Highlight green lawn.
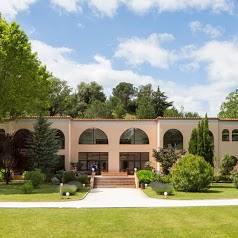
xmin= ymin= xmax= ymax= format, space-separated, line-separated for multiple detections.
xmin=0 ymin=207 xmax=238 ymax=238
xmin=0 ymin=183 xmax=90 ymax=202
xmin=143 ymin=183 xmax=238 ymax=200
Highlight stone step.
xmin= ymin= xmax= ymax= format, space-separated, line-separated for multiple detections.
xmin=101 ymin=172 xmax=128 ymax=176
xmin=94 ymin=177 xmax=135 ymax=188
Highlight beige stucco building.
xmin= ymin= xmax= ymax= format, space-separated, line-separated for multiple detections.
xmin=1 ymin=116 xmax=238 ymax=174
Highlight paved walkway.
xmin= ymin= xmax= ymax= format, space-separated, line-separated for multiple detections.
xmin=1 ymin=188 xmax=238 ymax=208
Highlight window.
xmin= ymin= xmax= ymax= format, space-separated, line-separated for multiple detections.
xmin=79 ymin=128 xmax=108 ymax=144
xmin=163 ymin=129 xmax=183 ymax=149
xmin=78 ymin=152 xmax=108 ymax=174
xmin=120 ymin=152 xmax=149 ymax=174
xmin=120 ymin=128 xmax=149 ymax=144
xmin=14 ymin=129 xmax=31 ymax=149
xmin=232 ymin=129 xmax=238 ymax=141
xmin=222 ymin=129 xmax=229 ymax=141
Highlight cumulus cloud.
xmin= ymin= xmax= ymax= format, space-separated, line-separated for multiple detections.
xmin=50 ymin=0 xmax=83 ymax=13
xmin=189 ymin=21 xmax=223 ymax=38
xmin=114 ymin=33 xmax=176 ymax=69
xmin=0 ymin=0 xmax=37 ymax=21
xmin=85 ymin=0 xmax=234 ymax=17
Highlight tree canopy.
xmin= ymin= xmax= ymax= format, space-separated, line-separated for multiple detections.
xmin=0 ymin=17 xmax=51 ymax=121
xmin=218 ymin=89 xmax=238 ymax=118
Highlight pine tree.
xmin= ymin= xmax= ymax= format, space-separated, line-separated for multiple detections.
xmin=26 ymin=116 xmax=60 ymax=175
xmin=188 ymin=128 xmax=197 ymax=154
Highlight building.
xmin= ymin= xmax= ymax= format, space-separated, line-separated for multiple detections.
xmin=0 ymin=116 xmax=238 ymax=174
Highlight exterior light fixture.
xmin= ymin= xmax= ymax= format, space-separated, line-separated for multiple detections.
xmin=164 ymin=191 xmax=168 ymax=198
xmin=66 ymin=192 xmax=70 ymax=198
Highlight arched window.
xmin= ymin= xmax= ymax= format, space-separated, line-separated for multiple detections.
xmin=0 ymin=129 xmax=5 ymax=134
xmin=222 ymin=129 xmax=229 ymax=141
xmin=14 ymin=129 xmax=31 ymax=149
xmin=120 ymin=128 xmax=149 ymax=144
xmin=232 ymin=129 xmax=238 ymax=141
xmin=79 ymin=128 xmax=108 ymax=144
xmin=163 ymin=129 xmax=183 ymax=149
xmin=55 ymin=129 xmax=65 ymax=149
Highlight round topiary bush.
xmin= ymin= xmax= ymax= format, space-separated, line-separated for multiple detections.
xmin=171 ymin=154 xmax=213 ymax=192
xmin=68 ymin=180 xmax=83 ymax=191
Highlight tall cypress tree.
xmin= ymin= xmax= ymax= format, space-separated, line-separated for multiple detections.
xmin=188 ymin=114 xmax=214 ymax=166
xmin=188 ymin=128 xmax=197 ymax=155
xmin=27 ymin=116 xmax=60 ymax=175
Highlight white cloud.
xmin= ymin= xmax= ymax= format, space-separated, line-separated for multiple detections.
xmin=31 ymin=39 xmax=161 ymax=95
xmin=88 ymin=0 xmax=120 ymax=17
xmin=157 ymin=0 xmax=234 ymax=14
xmin=189 ymin=21 xmax=223 ymax=38
xmin=114 ymin=33 xmax=176 ymax=69
xmin=84 ymin=0 xmax=234 ymax=18
xmin=0 ymin=0 xmax=37 ymax=21
xmin=31 ymin=39 xmax=238 ymax=117
xmin=50 ymin=0 xmax=83 ymax=13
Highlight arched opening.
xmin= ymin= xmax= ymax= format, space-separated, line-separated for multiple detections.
xmin=232 ymin=129 xmax=238 ymax=141
xmin=14 ymin=129 xmax=31 ymax=172
xmin=0 ymin=129 xmax=5 ymax=134
xmin=79 ymin=128 xmax=108 ymax=144
xmin=55 ymin=129 xmax=65 ymax=149
xmin=222 ymin=129 xmax=229 ymax=141
xmin=120 ymin=128 xmax=149 ymax=144
xmin=163 ymin=129 xmax=183 ymax=149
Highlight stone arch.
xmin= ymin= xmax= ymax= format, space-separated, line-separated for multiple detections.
xmin=79 ymin=128 xmax=108 ymax=144
xmin=120 ymin=128 xmax=149 ymax=144
xmin=163 ymin=129 xmax=183 ymax=149
xmin=55 ymin=129 xmax=65 ymax=149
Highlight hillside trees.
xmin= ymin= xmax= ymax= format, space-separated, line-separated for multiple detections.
xmin=218 ymin=89 xmax=238 ymax=118
xmin=0 ymin=17 xmax=51 ymax=121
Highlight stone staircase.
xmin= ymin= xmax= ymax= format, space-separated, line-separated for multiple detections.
xmin=93 ymin=173 xmax=136 ymax=188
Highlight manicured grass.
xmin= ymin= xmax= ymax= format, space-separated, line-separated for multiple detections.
xmin=143 ymin=183 xmax=238 ymax=200
xmin=0 ymin=183 xmax=90 ymax=202
xmin=0 ymin=207 xmax=238 ymax=237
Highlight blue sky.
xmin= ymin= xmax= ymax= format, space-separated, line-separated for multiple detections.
xmin=1 ymin=0 xmax=238 ymax=117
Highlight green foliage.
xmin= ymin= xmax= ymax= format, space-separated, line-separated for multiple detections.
xmin=136 ymin=170 xmax=156 ymax=183
xmin=150 ymin=182 xmax=174 ymax=195
xmin=62 ymin=172 xmax=76 ymax=183
xmin=188 ymin=128 xmax=197 ymax=155
xmin=171 ymin=154 xmax=213 ymax=192
xmin=219 ymin=154 xmax=237 ymax=181
xmin=0 ymin=17 xmax=51 ymax=120
xmin=68 ymin=180 xmax=83 ymax=191
xmin=84 ymin=100 xmax=113 ymax=118
xmin=61 ymin=184 xmax=77 ymax=195
xmin=230 ymin=163 xmax=238 ymax=189
xmin=136 ymin=96 xmax=156 ymax=119
xmin=77 ymin=174 xmax=90 ymax=185
xmin=164 ymin=106 xmax=182 ymax=117
xmin=153 ymin=147 xmax=186 ymax=175
xmin=26 ymin=116 xmax=60 ymax=175
xmin=21 ymin=181 xmax=34 ymax=194
xmin=218 ymin=89 xmax=238 ymax=118
xmin=23 ymin=169 xmax=45 ymax=189
xmin=47 ymin=77 xmax=72 ymax=116
xmin=188 ymin=114 xmax=214 ymax=166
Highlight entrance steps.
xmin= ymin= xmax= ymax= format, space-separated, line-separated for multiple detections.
xmin=93 ymin=176 xmax=136 ymax=188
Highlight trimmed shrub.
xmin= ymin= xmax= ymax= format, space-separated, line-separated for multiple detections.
xmin=77 ymin=174 xmax=90 ymax=185
xmin=150 ymin=181 xmax=174 ymax=195
xmin=171 ymin=154 xmax=213 ymax=192
xmin=136 ymin=170 xmax=156 ymax=183
xmin=62 ymin=172 xmax=75 ymax=183
xmin=21 ymin=181 xmax=34 ymax=194
xmin=23 ymin=169 xmax=45 ymax=189
xmin=219 ymin=154 xmax=237 ymax=182
xmin=155 ymin=173 xmax=172 ymax=183
xmin=231 ymin=163 xmax=238 ymax=189
xmin=68 ymin=180 xmax=82 ymax=191
xmin=61 ymin=184 xmax=77 ymax=195
xmin=51 ymin=177 xmax=60 ymax=185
